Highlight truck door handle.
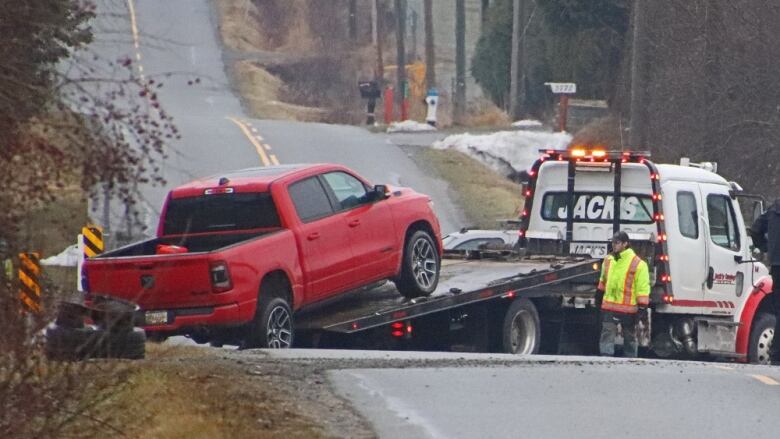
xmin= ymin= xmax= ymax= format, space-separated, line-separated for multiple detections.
xmin=706 ymin=266 xmax=715 ymax=289
xmin=348 ymin=219 xmax=361 ymax=228
xmin=307 ymin=232 xmax=320 ymax=241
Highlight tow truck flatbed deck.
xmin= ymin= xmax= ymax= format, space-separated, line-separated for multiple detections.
xmin=295 ymin=255 xmax=600 ymax=334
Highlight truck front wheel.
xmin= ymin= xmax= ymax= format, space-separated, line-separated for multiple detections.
xmin=748 ymin=312 xmax=775 ymax=364
xmin=244 ymin=296 xmax=294 ymax=349
xmin=395 ymin=230 xmax=440 ymax=299
xmin=501 ymin=298 xmax=540 ymax=355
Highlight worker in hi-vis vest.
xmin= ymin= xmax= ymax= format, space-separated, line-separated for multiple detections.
xmin=597 ymin=231 xmax=650 ymax=358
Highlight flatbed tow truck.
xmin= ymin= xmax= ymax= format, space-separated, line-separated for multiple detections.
xmin=293 ymin=149 xmax=776 ymax=363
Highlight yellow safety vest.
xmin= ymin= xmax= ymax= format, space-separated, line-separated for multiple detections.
xmin=598 ymin=248 xmax=650 ymax=314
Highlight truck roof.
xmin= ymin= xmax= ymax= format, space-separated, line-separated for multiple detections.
xmin=170 ymin=163 xmax=337 ymax=198
xmin=656 ymin=164 xmax=729 ymax=186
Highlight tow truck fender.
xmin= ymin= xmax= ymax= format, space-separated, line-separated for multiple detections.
xmin=735 ymin=275 xmax=773 ymax=359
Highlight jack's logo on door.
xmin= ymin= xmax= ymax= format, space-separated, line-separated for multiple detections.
xmin=713 ymin=273 xmax=736 ymax=285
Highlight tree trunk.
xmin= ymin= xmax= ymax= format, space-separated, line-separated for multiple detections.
xmin=454 ymin=0 xmax=466 ymax=124
xmin=423 ymin=0 xmax=436 ymax=89
xmin=395 ymin=0 xmax=407 ymax=116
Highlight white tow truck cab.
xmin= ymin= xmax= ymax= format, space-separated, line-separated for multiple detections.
xmin=518 ymin=149 xmax=774 ymax=362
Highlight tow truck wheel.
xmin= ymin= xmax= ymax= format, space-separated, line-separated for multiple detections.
xmin=501 ymin=298 xmax=540 ymax=355
xmin=244 ymin=296 xmax=294 ymax=349
xmin=396 ymin=230 xmax=440 ymax=299
xmin=749 ymin=312 xmax=775 ymax=364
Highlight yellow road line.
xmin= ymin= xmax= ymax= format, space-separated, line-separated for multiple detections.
xmin=126 ymin=0 xmax=145 ymax=81
xmin=750 ymin=374 xmax=780 ymax=386
xmin=270 ymin=154 xmax=279 ymax=165
xmin=226 ymin=117 xmax=272 ymax=166
xmin=262 ymin=143 xmax=272 ymax=151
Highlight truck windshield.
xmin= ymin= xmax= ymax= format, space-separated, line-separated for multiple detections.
xmin=541 ymin=192 xmax=653 ymax=224
xmin=162 ymin=192 xmax=281 ymax=235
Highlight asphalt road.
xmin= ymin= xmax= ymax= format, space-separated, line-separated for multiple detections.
xmin=266 ymin=350 xmax=780 ymax=439
xmin=85 ymin=0 xmax=464 ymax=243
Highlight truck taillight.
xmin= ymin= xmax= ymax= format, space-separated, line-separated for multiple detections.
xmin=210 ymin=261 xmax=232 ymax=293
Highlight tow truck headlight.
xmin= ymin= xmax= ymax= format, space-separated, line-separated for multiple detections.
xmin=210 ymin=261 xmax=232 ymax=293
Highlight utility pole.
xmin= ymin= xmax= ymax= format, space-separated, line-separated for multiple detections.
xmin=395 ymin=0 xmax=408 ymax=120
xmin=509 ymin=0 xmax=521 ymax=117
xmin=373 ymin=0 xmax=384 ymax=80
xmin=454 ymin=0 xmax=466 ymax=124
xmin=410 ymin=9 xmax=418 ymax=61
xmin=423 ymin=0 xmax=436 ymax=89
xmin=481 ymin=0 xmax=490 ymax=25
xmin=348 ymin=0 xmax=358 ymax=42
xmin=509 ymin=0 xmax=527 ymax=119
xmin=628 ymin=0 xmax=644 ymax=148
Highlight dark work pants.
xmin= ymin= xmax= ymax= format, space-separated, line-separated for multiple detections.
xmin=600 ymin=311 xmax=638 ymax=358
xmin=772 ymin=266 xmax=780 ymax=361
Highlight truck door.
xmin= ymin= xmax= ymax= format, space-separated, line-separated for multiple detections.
xmin=701 ymin=183 xmax=744 ymax=314
xmin=287 ymin=176 xmax=355 ymax=299
xmin=320 ymin=171 xmax=397 ymax=286
xmin=664 ymin=182 xmax=707 ymax=303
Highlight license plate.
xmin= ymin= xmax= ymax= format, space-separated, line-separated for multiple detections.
xmin=571 ymin=243 xmax=608 ymax=258
xmin=145 ymin=310 xmax=168 ymax=325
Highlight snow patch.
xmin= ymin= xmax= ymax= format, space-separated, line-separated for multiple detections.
xmin=433 ymin=130 xmax=572 ymax=178
xmin=41 ymin=244 xmax=80 ymax=267
xmin=387 ymin=120 xmax=437 ymax=133
xmin=511 ymin=119 xmax=543 ymax=128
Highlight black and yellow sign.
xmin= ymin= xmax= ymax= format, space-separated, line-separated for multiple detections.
xmin=82 ymin=225 xmax=104 ymax=258
xmin=19 ymin=252 xmax=41 ymax=314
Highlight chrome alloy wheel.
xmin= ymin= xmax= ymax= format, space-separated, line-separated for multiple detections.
xmin=266 ymin=306 xmax=292 ymax=348
xmin=755 ymin=326 xmax=774 ymax=364
xmin=510 ymin=309 xmax=538 ymax=354
xmin=412 ymin=237 xmax=437 ymax=289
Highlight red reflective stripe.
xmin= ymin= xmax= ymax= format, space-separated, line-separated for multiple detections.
xmin=602 ymin=257 xmax=612 ymax=281
xmin=637 ymin=296 xmax=650 ymax=306
xmin=622 ymin=256 xmax=641 ymax=305
xmin=601 ymin=301 xmax=638 ymax=314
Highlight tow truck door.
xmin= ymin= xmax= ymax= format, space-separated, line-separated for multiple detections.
xmin=664 ymin=181 xmax=707 ymax=302
xmin=700 ymin=183 xmax=744 ymax=315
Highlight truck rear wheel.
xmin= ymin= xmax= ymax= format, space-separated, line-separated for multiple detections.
xmin=501 ymin=298 xmax=540 ymax=355
xmin=749 ymin=312 xmax=775 ymax=364
xmin=244 ymin=295 xmax=294 ymax=349
xmin=395 ymin=230 xmax=440 ymax=299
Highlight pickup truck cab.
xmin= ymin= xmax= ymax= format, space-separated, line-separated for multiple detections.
xmin=83 ymin=163 xmax=442 ymax=348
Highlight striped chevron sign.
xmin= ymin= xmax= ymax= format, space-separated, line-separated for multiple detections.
xmin=19 ymin=252 xmax=41 ymax=314
xmin=82 ymin=225 xmax=104 ymax=258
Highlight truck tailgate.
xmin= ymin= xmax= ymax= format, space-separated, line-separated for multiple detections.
xmin=87 ymin=255 xmax=213 ymax=308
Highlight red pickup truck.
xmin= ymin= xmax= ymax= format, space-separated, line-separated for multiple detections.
xmin=83 ymin=163 xmax=442 ymax=348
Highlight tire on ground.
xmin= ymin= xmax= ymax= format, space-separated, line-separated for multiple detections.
xmin=243 ymin=279 xmax=294 ymax=349
xmin=395 ymin=229 xmax=440 ymax=299
xmin=748 ymin=312 xmax=775 ymax=364
xmin=101 ymin=328 xmax=146 ymax=360
xmin=501 ymin=298 xmax=541 ymax=355
xmin=45 ymin=326 xmax=102 ymax=361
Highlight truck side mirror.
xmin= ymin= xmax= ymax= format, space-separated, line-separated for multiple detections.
xmin=368 ymin=184 xmax=389 ymax=202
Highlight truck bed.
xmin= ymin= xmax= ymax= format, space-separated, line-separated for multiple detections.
xmin=296 ymin=255 xmax=599 ymax=333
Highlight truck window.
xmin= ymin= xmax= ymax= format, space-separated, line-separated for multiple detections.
xmin=322 ymin=171 xmax=370 ymax=210
xmin=676 ymin=192 xmax=699 ymax=239
xmin=163 ymin=193 xmax=280 ymax=235
xmin=706 ymin=194 xmax=740 ymax=251
xmin=541 ymin=192 xmax=653 ymax=224
xmin=289 ymin=176 xmax=335 ymax=222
